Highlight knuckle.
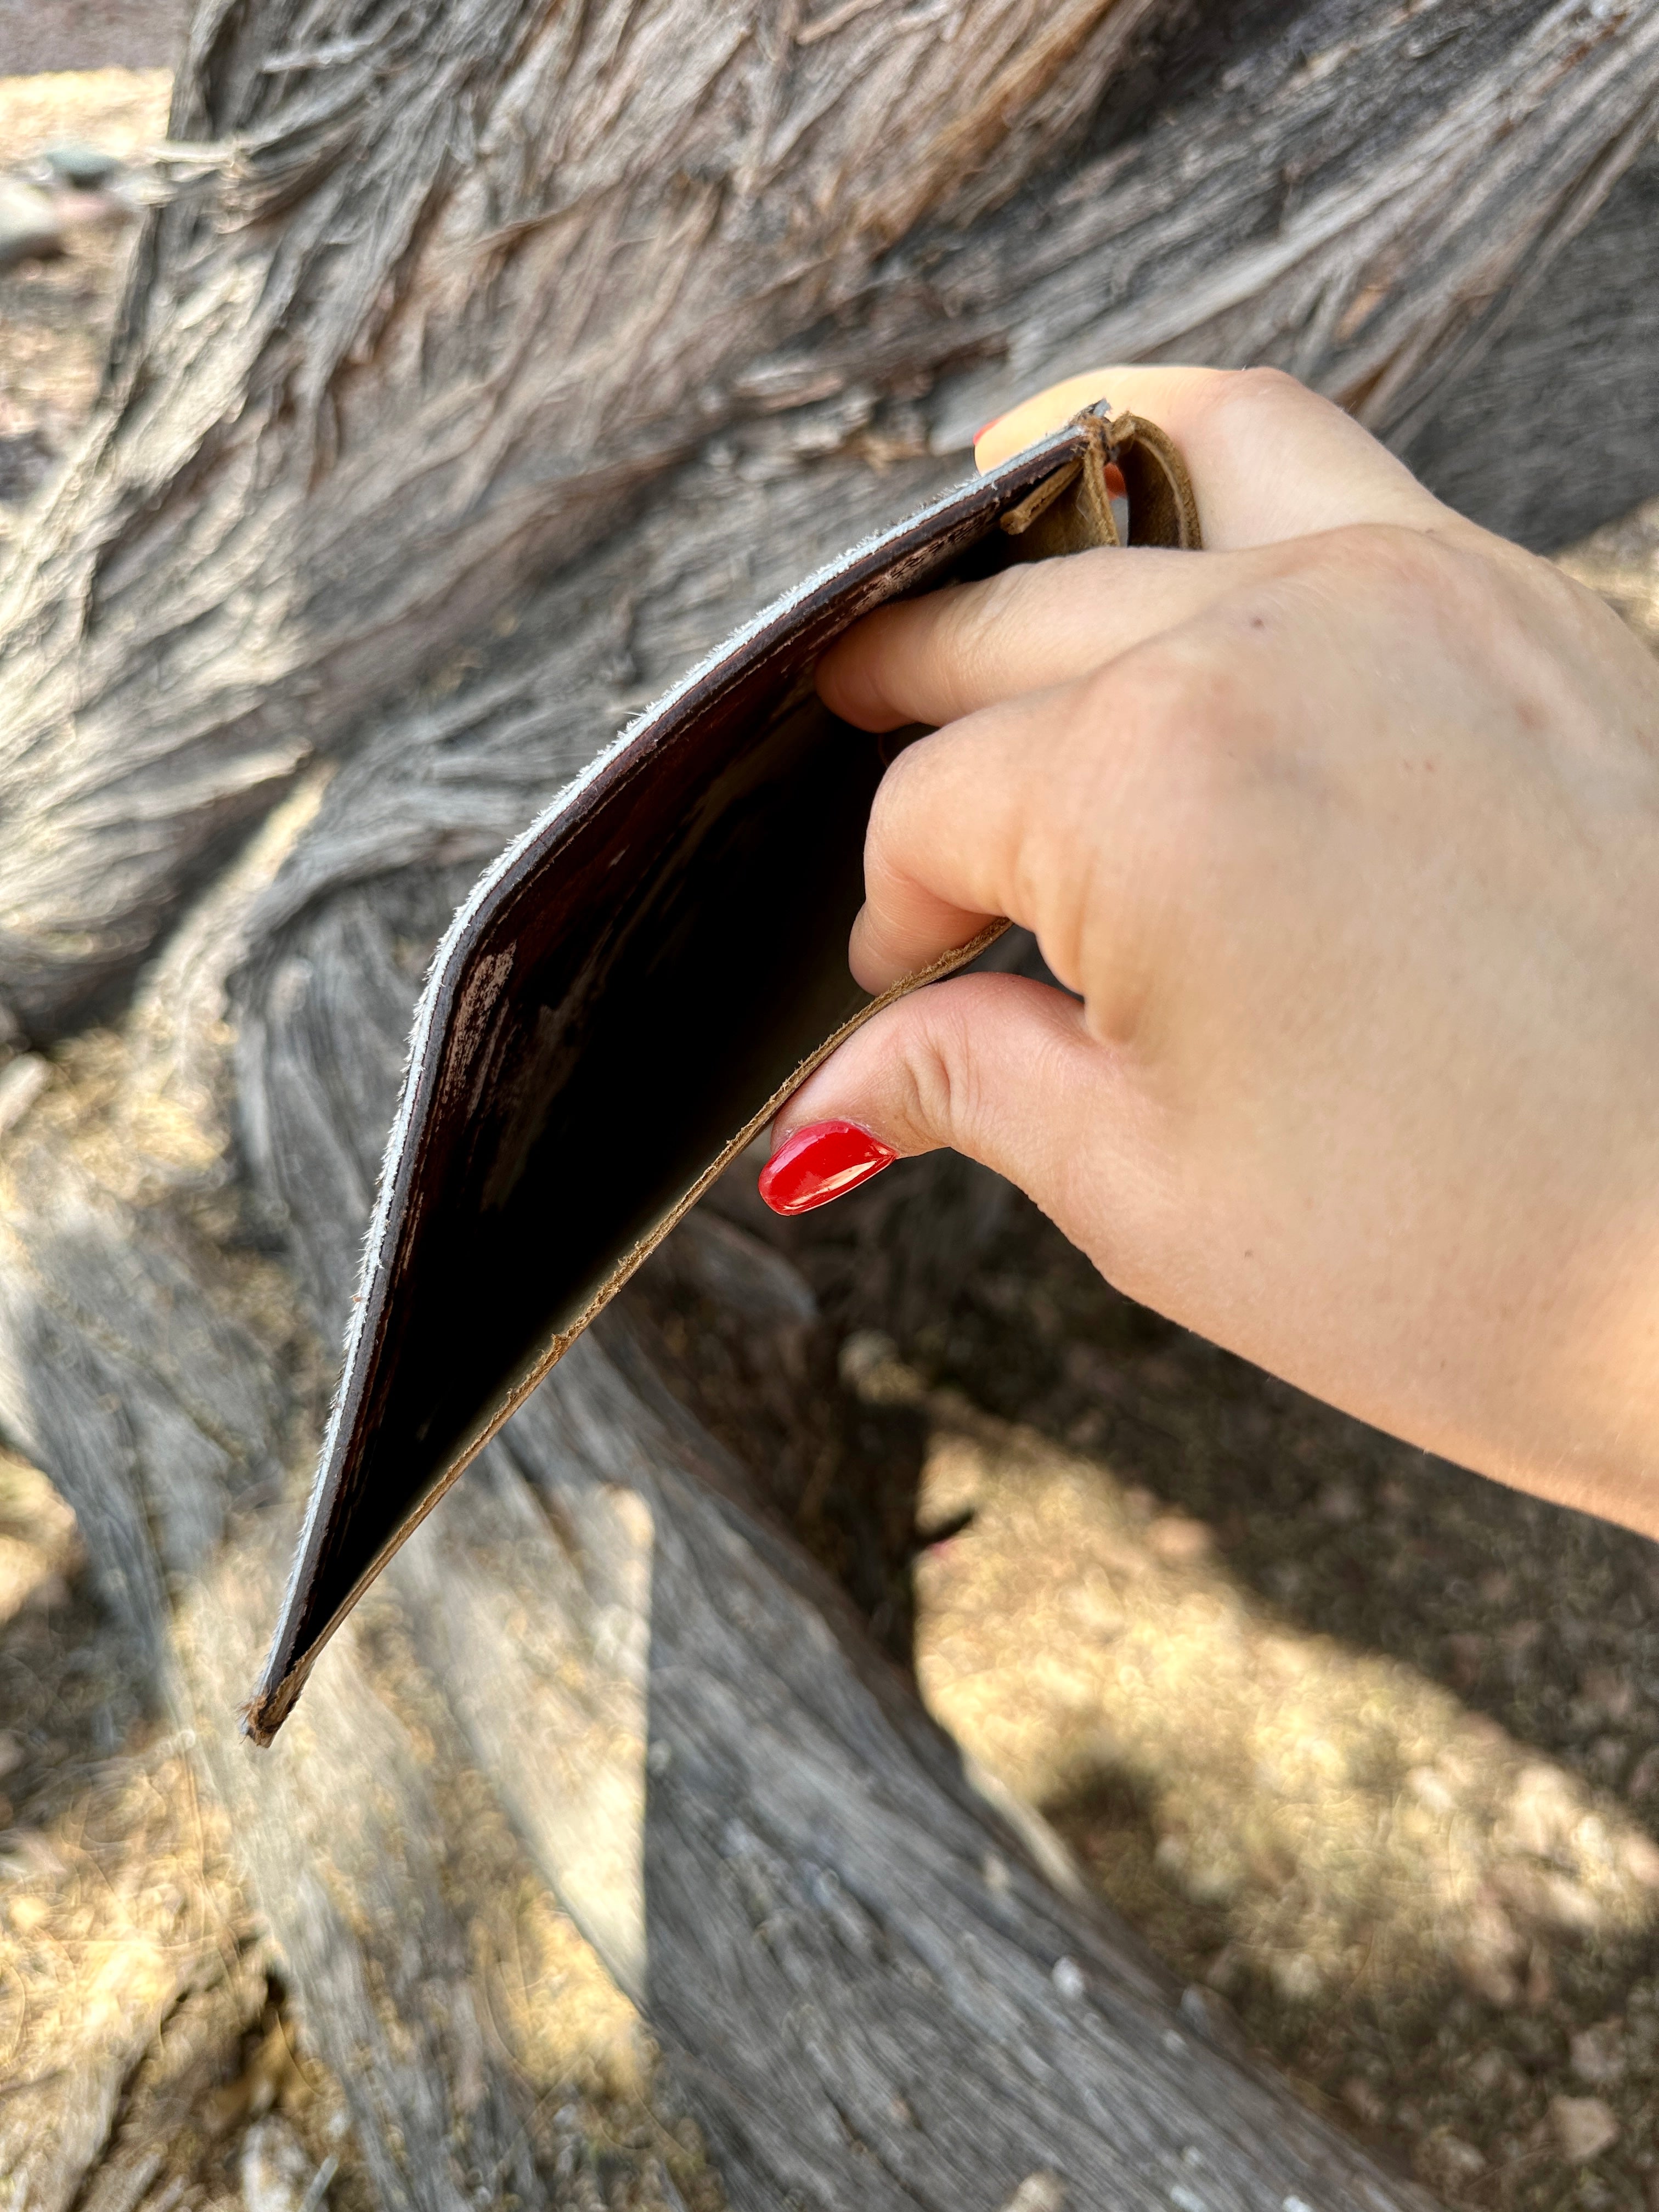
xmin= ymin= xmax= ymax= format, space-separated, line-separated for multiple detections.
xmin=1228 ymin=363 xmax=1305 ymax=402
xmin=895 ymin=991 xmax=976 ymax=1143
xmin=1313 ymin=521 xmax=1519 ymax=639
xmin=1200 ymin=363 xmax=1309 ymax=425
xmin=1318 ymin=517 xmax=1453 ymax=583
xmin=1076 ymin=635 xmax=1248 ymax=789
xmin=866 ymin=727 xmax=930 ymax=839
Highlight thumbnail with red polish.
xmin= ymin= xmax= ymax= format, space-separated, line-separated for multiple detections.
xmin=758 ymin=1120 xmax=897 ymax=1216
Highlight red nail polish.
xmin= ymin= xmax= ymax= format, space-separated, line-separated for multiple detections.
xmin=758 ymin=1120 xmax=897 ymax=1216
xmin=973 ymin=416 xmax=1002 ymax=445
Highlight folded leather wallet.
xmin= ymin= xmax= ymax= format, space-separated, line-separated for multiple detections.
xmin=245 ymin=402 xmax=1200 ymax=1744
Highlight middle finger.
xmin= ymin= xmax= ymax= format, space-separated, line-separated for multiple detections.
xmin=816 ymin=540 xmax=1282 ymax=733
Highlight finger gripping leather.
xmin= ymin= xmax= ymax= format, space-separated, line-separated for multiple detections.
xmin=244 ymin=407 xmax=1201 ymax=1744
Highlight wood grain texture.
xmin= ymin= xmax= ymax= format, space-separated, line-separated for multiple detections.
xmin=443 ymin=1317 xmax=1436 ymax=2212
xmin=2 ymin=0 xmax=1658 ymax=2202
xmin=3 ymin=0 xmax=1659 ymax=1034
xmin=0 ymin=729 xmax=1442 ymax=2208
xmin=0 ymin=821 xmax=556 ymax=2212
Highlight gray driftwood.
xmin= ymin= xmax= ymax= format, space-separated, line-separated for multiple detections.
xmin=2 ymin=1 xmax=1657 ymax=2205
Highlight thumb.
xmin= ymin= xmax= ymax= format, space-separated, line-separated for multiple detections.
xmin=758 ymin=972 xmax=1135 ymax=1230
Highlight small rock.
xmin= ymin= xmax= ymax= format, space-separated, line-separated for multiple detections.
xmin=0 ymin=179 xmax=64 ymax=274
xmin=1270 ymin=1951 xmax=1322 ymax=2004
xmin=997 ymin=2175 xmax=1065 ymax=2212
xmin=41 ymin=143 xmax=124 ymax=191
xmin=838 ymin=1329 xmax=922 ymax=1406
xmin=1415 ymin=2133 xmax=1487 ymax=2190
xmin=1051 ymin=1955 xmax=1085 ymax=2002
xmin=239 ymin=2115 xmax=316 ymax=2212
xmin=0 ymin=1055 xmax=49 ymax=1138
xmin=1454 ymin=1948 xmax=1521 ymax=2010
xmin=1549 ymin=2095 xmax=1621 ymax=2164
xmin=1620 ymin=1830 xmax=1659 ymax=1888
xmin=1341 ymin=2077 xmax=1387 ymax=2126
xmin=1154 ymin=1832 xmax=1190 ymax=1880
xmin=1453 ymin=1887 xmax=1525 ymax=2007
xmin=1406 ymin=1764 xmax=1456 ymax=1814
xmin=1581 ymin=1667 xmax=1637 ymax=1723
xmin=1571 ymin=2018 xmax=1627 ymax=2087
xmin=1466 ymin=2047 xmax=1519 ymax=2095
xmin=1505 ymin=1762 xmax=1578 ymax=1856
xmin=1180 ymin=1853 xmax=1242 ymax=1908
xmin=1147 ymin=1514 xmax=1212 ymax=1564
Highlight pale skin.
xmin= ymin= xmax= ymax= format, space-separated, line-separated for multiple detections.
xmin=767 ymin=365 xmax=1659 ymax=1539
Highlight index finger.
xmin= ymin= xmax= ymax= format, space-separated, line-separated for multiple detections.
xmin=975 ymin=366 xmax=1455 ymax=552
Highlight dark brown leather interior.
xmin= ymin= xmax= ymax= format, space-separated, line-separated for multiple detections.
xmin=245 ymin=405 xmax=1200 ymax=1743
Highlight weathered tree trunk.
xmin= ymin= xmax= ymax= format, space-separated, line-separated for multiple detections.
xmin=3 ymin=1 xmax=1658 ymax=2205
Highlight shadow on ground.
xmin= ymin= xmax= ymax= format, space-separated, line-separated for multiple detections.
xmin=636 ymin=1144 xmax=1659 ymax=2212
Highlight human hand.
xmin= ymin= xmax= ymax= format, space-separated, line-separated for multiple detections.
xmin=760 ymin=366 xmax=1659 ymax=1536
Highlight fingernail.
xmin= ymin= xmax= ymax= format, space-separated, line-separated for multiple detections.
xmin=758 ymin=1120 xmax=897 ymax=1216
xmin=972 ymin=415 xmax=1003 ymax=446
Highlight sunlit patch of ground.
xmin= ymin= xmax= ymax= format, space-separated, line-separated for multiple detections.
xmin=0 ymin=0 xmax=186 ymax=76
xmin=0 ymin=1423 xmax=721 ymax=2210
xmin=0 ymin=1017 xmax=724 ymax=2209
xmin=800 ymin=1260 xmax=1659 ymax=2212
xmin=0 ymin=1449 xmax=321 ymax=2212
xmin=347 ymin=1593 xmax=726 ymax=2211
xmin=0 ymin=69 xmax=173 ymax=548
xmin=659 ymin=1082 xmax=1659 ymax=2212
xmin=886 ymin=1373 xmax=1659 ymax=2205
xmin=0 ymin=66 xmax=174 ymax=161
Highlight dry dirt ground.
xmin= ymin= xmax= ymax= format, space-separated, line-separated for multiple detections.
xmin=0 ymin=67 xmax=174 ymax=543
xmin=8 ymin=44 xmax=1659 ymax=2212
xmin=0 ymin=0 xmax=187 ymax=76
